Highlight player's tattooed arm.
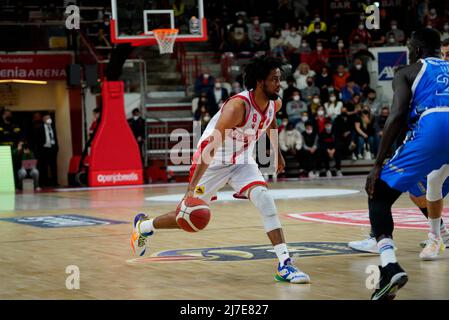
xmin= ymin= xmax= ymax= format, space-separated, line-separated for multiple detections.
xmin=187 ymin=99 xmax=246 ymax=194
xmin=366 ymin=65 xmax=418 ymax=197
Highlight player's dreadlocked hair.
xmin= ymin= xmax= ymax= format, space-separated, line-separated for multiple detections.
xmin=243 ymin=55 xmax=283 ymax=90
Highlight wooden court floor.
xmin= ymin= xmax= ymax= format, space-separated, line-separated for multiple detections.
xmin=0 ymin=176 xmax=448 ymax=300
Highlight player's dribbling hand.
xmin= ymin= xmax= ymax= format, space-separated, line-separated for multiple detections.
xmin=365 ymin=165 xmax=381 ymax=199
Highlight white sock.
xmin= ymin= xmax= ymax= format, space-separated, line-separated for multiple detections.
xmin=274 ymin=243 xmax=290 ymax=266
xmin=377 ymin=238 xmax=397 ymax=267
xmin=139 ymin=218 xmax=154 ymax=234
xmin=429 ymin=218 xmax=441 ymax=238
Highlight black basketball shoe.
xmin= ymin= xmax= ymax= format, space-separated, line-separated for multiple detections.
xmin=371 ymin=263 xmax=408 ymax=300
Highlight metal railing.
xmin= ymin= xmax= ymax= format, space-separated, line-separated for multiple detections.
xmin=145 ymin=118 xmax=169 ymax=168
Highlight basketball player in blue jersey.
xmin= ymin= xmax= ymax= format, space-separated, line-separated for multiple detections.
xmin=365 ymin=28 xmax=449 ymax=300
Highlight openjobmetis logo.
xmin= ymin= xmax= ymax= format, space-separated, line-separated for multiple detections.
xmin=285 ymin=208 xmax=449 ymax=230
xmin=97 ymin=172 xmax=139 ymax=184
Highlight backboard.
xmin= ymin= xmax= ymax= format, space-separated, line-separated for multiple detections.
xmin=110 ymin=0 xmax=207 ymax=47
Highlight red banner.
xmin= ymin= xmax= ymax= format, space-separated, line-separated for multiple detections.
xmin=0 ymin=53 xmax=73 ymax=80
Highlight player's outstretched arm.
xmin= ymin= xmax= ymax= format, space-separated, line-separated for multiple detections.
xmin=185 ymin=98 xmax=246 ymax=198
xmin=365 ymin=67 xmax=413 ymax=197
xmin=267 ymin=98 xmax=285 ymax=174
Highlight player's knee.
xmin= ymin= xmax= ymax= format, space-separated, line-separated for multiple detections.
xmin=426 ymin=178 xmax=444 ymax=202
xmin=248 ymin=186 xmax=281 ymax=232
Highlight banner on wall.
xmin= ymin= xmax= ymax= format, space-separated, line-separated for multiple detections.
xmin=368 ymin=46 xmax=409 ymax=103
xmin=0 ymin=52 xmax=73 ymax=81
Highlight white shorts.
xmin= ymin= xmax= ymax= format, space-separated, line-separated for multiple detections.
xmin=190 ymin=163 xmax=267 ymax=204
xmin=427 ymin=164 xmax=449 ymax=202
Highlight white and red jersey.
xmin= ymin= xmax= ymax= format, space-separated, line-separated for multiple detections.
xmin=196 ymin=90 xmax=277 ymax=166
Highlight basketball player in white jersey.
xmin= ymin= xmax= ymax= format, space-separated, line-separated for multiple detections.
xmin=130 ymin=56 xmax=310 ymax=284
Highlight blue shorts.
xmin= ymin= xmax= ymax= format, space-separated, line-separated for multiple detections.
xmin=381 ymin=112 xmax=449 ymax=193
xmin=408 ymin=177 xmax=449 ymax=198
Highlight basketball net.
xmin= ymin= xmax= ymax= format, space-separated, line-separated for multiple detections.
xmin=153 ymin=28 xmax=179 ymax=54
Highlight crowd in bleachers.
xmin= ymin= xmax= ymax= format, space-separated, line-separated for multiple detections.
xmin=191 ymin=0 xmax=448 ymax=177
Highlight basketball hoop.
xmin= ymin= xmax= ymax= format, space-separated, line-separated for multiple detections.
xmin=153 ymin=28 xmax=179 ymax=54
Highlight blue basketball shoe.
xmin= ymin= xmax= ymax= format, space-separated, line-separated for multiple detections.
xmin=130 ymin=213 xmax=153 ymax=257
xmin=275 ymin=258 xmax=310 ymax=284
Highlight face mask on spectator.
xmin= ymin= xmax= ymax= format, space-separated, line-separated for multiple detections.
xmin=293 ymin=95 xmax=300 ymax=101
xmin=291 ymin=31 xmax=297 ymax=36
xmin=302 ymin=42 xmax=308 ymax=48
xmin=306 ymin=128 xmax=313 ymax=134
xmin=301 ymin=115 xmax=308 ymax=122
xmin=444 ymin=24 xmax=449 ymax=31
xmin=338 ymin=72 xmax=344 ymax=76
xmin=317 ymin=110 xmax=325 ymax=116
xmin=389 ymin=37 xmax=396 ymax=43
xmin=316 ymin=45 xmax=323 ymax=52
xmin=133 ymin=116 xmax=139 ymax=121
xmin=204 ymin=73 xmax=209 ymax=79
xmin=237 ymin=19 xmax=243 ymax=24
xmin=391 ymin=24 xmax=397 ymax=30
xmin=203 ymin=114 xmax=211 ymax=122
xmin=325 ymin=125 xmax=332 ymax=132
xmin=215 ymin=83 xmax=221 ymax=89
xmin=358 ymin=24 xmax=364 ymax=30
xmin=315 ymin=17 xmax=320 ymax=23
xmin=254 ymin=20 xmax=259 ymax=25
xmin=46 ymin=118 xmax=52 ymax=125
xmin=330 ymin=96 xmax=336 ymax=102
xmin=282 ymin=120 xmax=288 ymax=126
xmin=338 ymin=42 xmax=344 ymax=48
xmin=355 ymin=64 xmax=362 ymax=70
xmin=314 ymin=28 xmax=320 ymax=34
xmin=313 ymin=98 xmax=320 ymax=104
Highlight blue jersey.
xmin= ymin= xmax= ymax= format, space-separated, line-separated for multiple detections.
xmin=409 ymin=58 xmax=449 ymax=125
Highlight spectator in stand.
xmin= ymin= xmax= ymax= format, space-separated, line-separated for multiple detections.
xmin=248 ymin=16 xmax=267 ymax=51
xmin=286 ymin=90 xmax=308 ymax=125
xmin=230 ymin=81 xmax=243 ymax=96
xmin=295 ymin=111 xmax=311 ymax=133
xmin=324 ymin=92 xmax=343 ymax=120
xmin=300 ymin=121 xmax=319 ymax=178
xmin=315 ymin=65 xmax=333 ymax=93
xmin=36 ymin=113 xmax=58 ymax=187
xmin=328 ymin=24 xmax=342 ymax=48
xmin=348 ymin=35 xmax=368 ymax=58
xmin=314 ymin=105 xmax=331 ymax=133
xmin=318 ymin=120 xmax=342 ymax=177
xmin=0 ymin=109 xmax=22 ymax=147
xmin=128 ymin=108 xmax=145 ymax=159
xmin=279 ymin=122 xmax=303 ymax=170
xmin=293 ymin=63 xmax=315 ymax=90
xmin=269 ymin=29 xmax=286 ymax=60
xmin=298 ymin=38 xmax=312 ymax=57
xmin=349 ymin=21 xmax=371 ymax=46
xmin=194 ymin=102 xmax=212 ymax=132
xmin=329 ymin=39 xmax=349 ymax=69
xmin=194 ymin=73 xmax=215 ymax=96
xmin=309 ymin=41 xmax=329 ymax=73
xmin=362 ymin=88 xmax=383 ymax=116
xmin=341 ymin=77 xmax=361 ymax=103
xmin=333 ymin=64 xmax=350 ymax=92
xmin=374 ymin=106 xmax=390 ymax=155
xmin=441 ymin=23 xmax=449 ymax=42
xmin=13 ymin=140 xmax=40 ymax=191
xmin=228 ymin=16 xmax=250 ymax=52
xmin=281 ymin=22 xmax=292 ymax=39
xmin=88 ymin=107 xmax=101 ymax=140
xmin=173 ymin=0 xmax=186 ymax=27
xmin=306 ymin=13 xmax=327 ymax=34
xmin=354 ymin=108 xmax=375 ymax=160
xmin=384 ymin=33 xmax=401 ymax=47
xmin=284 ymin=25 xmax=302 ymax=68
xmin=385 ymin=20 xmax=405 ymax=45
xmin=333 ymin=105 xmax=356 ymax=161
xmin=306 ymin=22 xmax=328 ymax=49
xmin=207 ymin=78 xmax=229 ymax=117
xmin=346 ymin=94 xmax=363 ymax=119
xmin=302 ymin=78 xmax=320 ymax=105
xmin=425 ymin=8 xmax=443 ymax=30
xmin=349 ymin=58 xmax=370 ymax=89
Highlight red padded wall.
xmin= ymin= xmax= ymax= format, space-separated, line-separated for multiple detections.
xmin=88 ymin=81 xmax=143 ymax=186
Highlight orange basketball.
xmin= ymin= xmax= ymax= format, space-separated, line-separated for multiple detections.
xmin=176 ymin=197 xmax=211 ymax=232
